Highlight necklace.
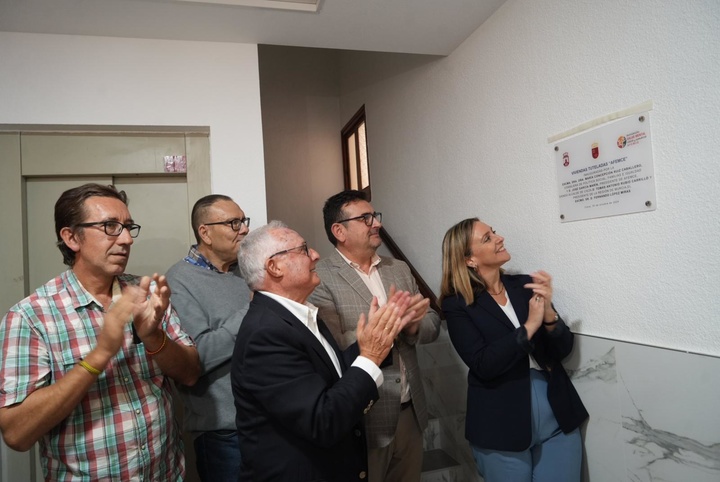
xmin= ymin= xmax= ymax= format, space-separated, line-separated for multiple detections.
xmin=486 ymin=284 xmax=505 ymax=296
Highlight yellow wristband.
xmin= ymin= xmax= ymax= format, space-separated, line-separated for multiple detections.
xmin=145 ymin=331 xmax=167 ymax=356
xmin=78 ymin=360 xmax=102 ymax=376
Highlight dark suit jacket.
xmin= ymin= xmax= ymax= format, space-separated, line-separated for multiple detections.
xmin=442 ymin=273 xmax=588 ymax=451
xmin=231 ymin=292 xmax=378 ymax=481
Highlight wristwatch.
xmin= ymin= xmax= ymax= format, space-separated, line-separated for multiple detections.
xmin=543 ymin=312 xmax=559 ymax=326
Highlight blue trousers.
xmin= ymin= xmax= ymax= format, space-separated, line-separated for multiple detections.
xmin=471 ymin=370 xmax=582 ymax=482
xmin=194 ymin=430 xmax=242 ymax=482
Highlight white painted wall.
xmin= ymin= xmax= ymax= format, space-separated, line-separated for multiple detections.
xmin=0 ymin=32 xmax=267 ymax=225
xmin=259 ymin=45 xmax=345 ymax=258
xmin=339 ymin=0 xmax=720 ymax=356
xmin=0 ymin=32 xmax=266 ymax=482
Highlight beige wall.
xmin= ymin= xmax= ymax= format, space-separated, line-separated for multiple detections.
xmin=258 ymin=45 xmax=345 ymax=257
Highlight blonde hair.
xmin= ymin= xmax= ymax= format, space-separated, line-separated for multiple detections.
xmin=440 ymin=217 xmax=487 ymax=306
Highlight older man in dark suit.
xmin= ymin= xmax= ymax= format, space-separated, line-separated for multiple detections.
xmin=231 ymin=220 xmax=419 ymax=482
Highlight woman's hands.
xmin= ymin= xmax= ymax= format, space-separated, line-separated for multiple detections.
xmin=525 ymin=292 xmax=545 ymax=338
xmin=525 ymin=270 xmax=558 ymax=335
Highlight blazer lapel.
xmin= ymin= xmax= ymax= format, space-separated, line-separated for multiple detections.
xmin=473 ymin=291 xmax=517 ymax=331
xmin=318 ymin=318 xmax=350 ymax=372
xmin=503 ymin=275 xmax=530 ymax=326
xmin=254 ymin=292 xmax=341 ymax=379
xmin=377 ymin=259 xmax=397 ymax=294
xmin=330 ymin=251 xmax=375 ymax=305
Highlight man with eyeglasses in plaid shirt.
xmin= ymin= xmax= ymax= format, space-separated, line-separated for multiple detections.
xmin=166 ymin=194 xmax=252 ymax=481
xmin=0 ymin=183 xmax=201 ymax=481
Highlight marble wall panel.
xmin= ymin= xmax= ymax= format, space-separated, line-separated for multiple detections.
xmin=417 ymin=329 xmax=720 ymax=482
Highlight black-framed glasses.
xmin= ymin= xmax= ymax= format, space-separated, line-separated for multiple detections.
xmin=335 ymin=212 xmax=382 ymax=226
xmin=268 ymin=242 xmax=309 ymax=259
xmin=75 ymin=221 xmax=141 ymax=238
xmin=204 ymin=217 xmax=251 ymax=231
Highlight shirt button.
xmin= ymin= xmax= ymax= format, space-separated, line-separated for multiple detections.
xmin=395 ymin=378 xmax=401 ymax=383
xmin=124 ymin=377 xmax=129 ymax=382
xmin=354 ymin=429 xmax=361 ymax=437
xmin=141 ymin=445 xmax=146 ymax=450
xmin=359 ymin=470 xmax=367 ymax=479
xmin=135 ymin=409 xmax=141 ymax=415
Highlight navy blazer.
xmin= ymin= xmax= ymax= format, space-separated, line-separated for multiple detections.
xmin=442 ymin=274 xmax=588 ymax=451
xmin=231 ymin=292 xmax=378 ymax=481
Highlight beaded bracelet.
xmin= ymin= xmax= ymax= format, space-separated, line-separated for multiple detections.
xmin=145 ymin=331 xmax=167 ymax=356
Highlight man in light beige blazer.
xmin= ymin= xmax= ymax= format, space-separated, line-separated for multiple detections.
xmin=309 ymin=190 xmax=441 ymax=482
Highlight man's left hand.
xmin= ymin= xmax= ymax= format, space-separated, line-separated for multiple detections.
xmin=131 ymin=273 xmax=171 ymax=341
xmin=401 ymin=294 xmax=430 ymax=336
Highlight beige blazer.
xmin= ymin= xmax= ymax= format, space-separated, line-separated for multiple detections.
xmin=308 ymin=250 xmax=441 ymax=449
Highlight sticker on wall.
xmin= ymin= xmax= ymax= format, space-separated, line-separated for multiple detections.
xmin=164 ymin=155 xmax=187 ymax=173
xmin=552 ymin=110 xmax=656 ymax=223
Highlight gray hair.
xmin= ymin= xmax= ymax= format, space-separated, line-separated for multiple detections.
xmin=237 ymin=220 xmax=289 ymax=290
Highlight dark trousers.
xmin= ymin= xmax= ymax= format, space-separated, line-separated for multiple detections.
xmin=194 ymin=430 xmax=242 ymax=482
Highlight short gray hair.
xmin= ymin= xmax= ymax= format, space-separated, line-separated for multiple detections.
xmin=237 ymin=220 xmax=289 ymax=290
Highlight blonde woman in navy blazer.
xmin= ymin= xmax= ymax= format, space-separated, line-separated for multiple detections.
xmin=440 ymin=218 xmax=587 ymax=482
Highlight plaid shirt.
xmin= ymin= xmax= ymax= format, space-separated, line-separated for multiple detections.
xmin=0 ymin=270 xmax=194 ymax=481
xmin=183 ymin=244 xmax=234 ymax=274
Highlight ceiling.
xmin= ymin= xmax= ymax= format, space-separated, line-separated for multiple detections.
xmin=0 ymin=0 xmax=507 ymax=55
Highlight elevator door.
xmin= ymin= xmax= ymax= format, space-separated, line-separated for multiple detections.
xmin=0 ymin=130 xmax=208 ymax=482
xmin=25 ymin=176 xmax=191 ymax=289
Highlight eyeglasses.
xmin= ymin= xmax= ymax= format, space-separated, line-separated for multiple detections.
xmin=75 ymin=221 xmax=141 ymax=238
xmin=204 ymin=217 xmax=251 ymax=231
xmin=268 ymin=242 xmax=309 ymax=259
xmin=335 ymin=212 xmax=382 ymax=226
